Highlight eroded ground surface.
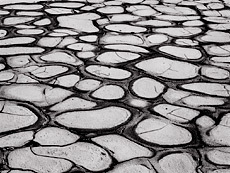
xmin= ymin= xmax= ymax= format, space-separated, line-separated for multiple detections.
xmin=0 ymin=0 xmax=230 ymax=172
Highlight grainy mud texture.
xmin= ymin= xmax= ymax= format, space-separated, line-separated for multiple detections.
xmin=0 ymin=0 xmax=230 ymax=172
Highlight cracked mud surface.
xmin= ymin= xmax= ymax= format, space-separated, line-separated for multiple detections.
xmin=0 ymin=0 xmax=230 ymax=172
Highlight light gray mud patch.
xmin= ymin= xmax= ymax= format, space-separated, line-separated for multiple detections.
xmin=0 ymin=0 xmax=230 ymax=173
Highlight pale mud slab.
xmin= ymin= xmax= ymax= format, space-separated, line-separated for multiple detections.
xmin=107 ymin=159 xmax=156 ymax=173
xmin=0 ymin=47 xmax=45 ymax=55
xmin=92 ymin=134 xmax=153 ymax=162
xmin=1 ymin=0 xmax=230 ymax=172
xmin=49 ymin=96 xmax=97 ymax=111
xmin=197 ymin=30 xmax=230 ymax=43
xmin=100 ymin=34 xmax=144 ymax=45
xmin=96 ymin=51 xmax=141 ymax=64
xmin=158 ymin=153 xmax=197 ymax=173
xmin=107 ymin=14 xmax=142 ymax=23
xmin=163 ymin=88 xmax=226 ymax=109
xmin=135 ymin=57 xmax=199 ymax=79
xmin=34 ymin=127 xmax=80 ymax=146
xmin=105 ymin=24 xmax=147 ymax=33
xmin=50 ymin=74 xmax=80 ymax=87
xmin=202 ymin=113 xmax=230 ymax=146
xmin=196 ymin=115 xmax=215 ymax=129
xmin=8 ymin=147 xmax=73 ymax=173
xmin=67 ymin=43 xmax=96 ymax=51
xmin=38 ymin=50 xmax=83 ymax=66
xmin=57 ymin=13 xmax=100 ymax=33
xmin=134 ymin=19 xmax=173 ymax=27
xmin=131 ymin=77 xmax=165 ymax=99
xmin=0 ymin=84 xmax=73 ymax=106
xmin=153 ymin=104 xmax=200 ymax=123
xmin=6 ymin=55 xmax=32 ymax=68
xmin=158 ymin=46 xmax=203 ymax=60
xmin=2 ymin=170 xmax=34 ymax=173
xmin=32 ymin=142 xmax=112 ymax=171
xmin=55 ymin=106 xmax=131 ymax=130
xmin=154 ymin=27 xmax=202 ymax=37
xmin=0 ymin=0 xmax=47 ymax=5
xmin=153 ymin=5 xmax=197 ymax=15
xmin=86 ymin=65 xmax=132 ymax=79
xmin=208 ymin=169 xmax=230 ymax=173
xmin=206 ymin=148 xmax=230 ymax=165
xmin=201 ymin=65 xmax=230 ymax=80
xmin=91 ymin=84 xmax=125 ymax=100
xmin=155 ymin=15 xmax=200 ymax=21
xmin=19 ymin=65 xmax=69 ymax=78
xmin=0 ymin=37 xmax=36 ymax=46
xmin=75 ymin=78 xmax=101 ymax=91
xmin=97 ymin=6 xmax=124 ymax=14
xmin=3 ymin=17 xmax=36 ymax=25
xmin=181 ymin=82 xmax=230 ymax=97
xmin=146 ymin=34 xmax=169 ymax=44
xmin=17 ymin=29 xmax=45 ymax=36
xmin=135 ymin=118 xmax=192 ymax=145
xmin=0 ymin=101 xmax=38 ymax=133
xmin=0 ymin=131 xmax=34 ymax=148
xmin=104 ymin=44 xmax=149 ymax=53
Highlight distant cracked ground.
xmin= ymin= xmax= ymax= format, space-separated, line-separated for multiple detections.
xmin=0 ymin=0 xmax=230 ymax=172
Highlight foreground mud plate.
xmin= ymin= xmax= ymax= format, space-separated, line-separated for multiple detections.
xmin=0 ymin=0 xmax=230 ymax=172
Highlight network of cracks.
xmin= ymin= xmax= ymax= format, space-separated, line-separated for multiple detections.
xmin=0 ymin=0 xmax=230 ymax=172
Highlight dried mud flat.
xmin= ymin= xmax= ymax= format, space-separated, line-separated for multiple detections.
xmin=0 ymin=0 xmax=230 ymax=172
